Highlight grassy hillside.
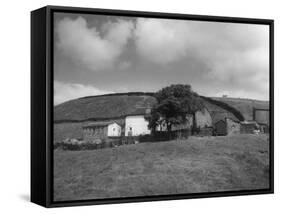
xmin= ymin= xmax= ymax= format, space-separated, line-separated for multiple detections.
xmin=213 ymin=97 xmax=269 ymax=121
xmin=54 ymin=134 xmax=269 ymax=201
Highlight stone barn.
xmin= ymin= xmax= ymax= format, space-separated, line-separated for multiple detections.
xmin=226 ymin=118 xmax=241 ymax=135
xmin=240 ymin=121 xmax=259 ymax=134
xmin=213 ymin=117 xmax=241 ymax=136
xmin=157 ymin=108 xmax=213 ymax=132
xmin=253 ymin=108 xmax=269 ymax=133
xmin=253 ymin=108 xmax=269 ymax=125
xmin=83 ymin=122 xmax=121 ymax=142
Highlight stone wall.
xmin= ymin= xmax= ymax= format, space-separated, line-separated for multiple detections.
xmin=226 ymin=118 xmax=241 ymax=135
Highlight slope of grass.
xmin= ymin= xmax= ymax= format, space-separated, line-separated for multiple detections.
xmin=54 ymin=134 xmax=269 ymax=201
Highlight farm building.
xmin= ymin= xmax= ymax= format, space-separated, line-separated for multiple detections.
xmin=53 ymin=92 xmax=253 ymax=142
xmin=83 ymin=122 xmax=121 ymax=143
xmin=240 ymin=121 xmax=259 ymax=134
xmin=253 ymin=108 xmax=269 ymax=124
xmin=54 ymin=93 xmax=155 ymax=142
xmin=212 ymin=97 xmax=269 ymax=121
xmin=253 ymin=108 xmax=269 ymax=133
xmin=125 ymin=115 xmax=151 ymax=136
xmin=158 ymin=108 xmax=212 ymax=132
xmin=214 ymin=117 xmax=240 ymax=136
xmin=226 ymin=118 xmax=241 ymax=135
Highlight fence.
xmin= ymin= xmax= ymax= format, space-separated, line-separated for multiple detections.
xmin=54 ymin=128 xmax=213 ymax=151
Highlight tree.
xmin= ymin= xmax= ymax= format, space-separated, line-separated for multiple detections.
xmin=147 ymin=84 xmax=204 ymax=135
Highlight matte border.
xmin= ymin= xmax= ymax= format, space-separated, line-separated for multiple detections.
xmin=42 ymin=5 xmax=274 ymax=207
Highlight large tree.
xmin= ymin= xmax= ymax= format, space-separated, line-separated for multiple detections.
xmin=146 ymin=84 xmax=204 ymax=134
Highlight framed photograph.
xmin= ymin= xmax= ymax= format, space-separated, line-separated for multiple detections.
xmin=31 ymin=5 xmax=274 ymax=207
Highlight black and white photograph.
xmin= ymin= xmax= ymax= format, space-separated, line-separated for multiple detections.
xmin=52 ymin=10 xmax=272 ymax=202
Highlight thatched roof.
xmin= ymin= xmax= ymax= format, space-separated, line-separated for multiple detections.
xmin=83 ymin=121 xmax=120 ymax=128
xmin=212 ymin=97 xmax=269 ymax=121
xmin=202 ymin=100 xmax=239 ymax=124
xmin=54 ymin=93 xmax=156 ymax=122
xmin=54 ymin=92 xmax=243 ymax=124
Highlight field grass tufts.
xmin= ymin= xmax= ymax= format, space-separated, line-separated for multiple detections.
xmin=54 ymin=134 xmax=269 ymax=201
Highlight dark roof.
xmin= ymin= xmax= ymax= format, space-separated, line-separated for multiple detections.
xmin=54 ymin=93 xmax=156 ymax=122
xmin=212 ymin=97 xmax=269 ymax=121
xmin=202 ymin=101 xmax=239 ymax=124
xmin=214 ymin=120 xmax=226 ymax=125
xmin=54 ymin=92 xmax=244 ymax=124
xmin=241 ymin=121 xmax=258 ymax=125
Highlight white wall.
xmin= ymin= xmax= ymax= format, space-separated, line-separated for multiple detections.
xmin=0 ymin=0 xmax=279 ymax=213
xmin=125 ymin=115 xmax=151 ymax=136
xmin=107 ymin=123 xmax=121 ymax=137
xmin=195 ymin=109 xmax=212 ymax=128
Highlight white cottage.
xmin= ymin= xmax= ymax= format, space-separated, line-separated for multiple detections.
xmin=125 ymin=115 xmax=151 ymax=136
xmin=107 ymin=122 xmax=122 ymax=137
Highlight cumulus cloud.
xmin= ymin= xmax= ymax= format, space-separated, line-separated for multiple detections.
xmin=54 ymin=14 xmax=269 ymax=100
xmin=133 ymin=18 xmax=269 ymax=99
xmin=134 ymin=18 xmax=190 ymax=64
xmin=56 ymin=17 xmax=134 ymax=71
xmin=54 ymin=81 xmax=113 ymax=105
xmin=117 ymin=61 xmax=132 ymax=71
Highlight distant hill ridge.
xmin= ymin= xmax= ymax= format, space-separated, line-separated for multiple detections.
xmin=54 ymin=92 xmax=269 ymax=123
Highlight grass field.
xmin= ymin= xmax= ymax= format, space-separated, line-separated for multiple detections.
xmin=54 ymin=134 xmax=269 ymax=201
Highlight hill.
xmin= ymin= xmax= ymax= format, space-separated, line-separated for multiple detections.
xmin=54 ymin=134 xmax=269 ymax=201
xmin=212 ymin=97 xmax=269 ymax=121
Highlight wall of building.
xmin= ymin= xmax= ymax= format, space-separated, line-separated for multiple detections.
xmin=195 ymin=108 xmax=212 ymax=128
xmin=83 ymin=126 xmax=108 ymax=143
xmin=108 ymin=123 xmax=121 ymax=136
xmin=226 ymin=118 xmax=241 ymax=135
xmin=125 ymin=115 xmax=151 ymax=136
xmin=240 ymin=123 xmax=256 ymax=134
xmin=254 ymin=110 xmax=269 ymax=125
xmin=155 ymin=109 xmax=212 ymax=131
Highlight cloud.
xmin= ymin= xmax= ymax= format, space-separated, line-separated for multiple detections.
xmin=134 ymin=18 xmax=269 ymax=99
xmin=117 ymin=61 xmax=132 ymax=71
xmin=56 ymin=17 xmax=134 ymax=71
xmin=134 ymin=18 xmax=190 ymax=64
xmin=54 ymin=81 xmax=113 ymax=105
xmin=54 ymin=15 xmax=269 ymax=100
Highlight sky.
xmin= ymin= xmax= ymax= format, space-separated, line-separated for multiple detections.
xmin=54 ymin=12 xmax=270 ymax=105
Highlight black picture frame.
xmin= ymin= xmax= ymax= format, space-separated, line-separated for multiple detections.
xmin=31 ymin=5 xmax=274 ymax=208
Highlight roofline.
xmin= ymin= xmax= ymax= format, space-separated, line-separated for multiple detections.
xmin=253 ymin=108 xmax=270 ymax=111
xmin=54 ymin=113 xmax=147 ymax=124
xmin=78 ymin=92 xmax=155 ymax=100
xmin=82 ymin=122 xmax=120 ymax=128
